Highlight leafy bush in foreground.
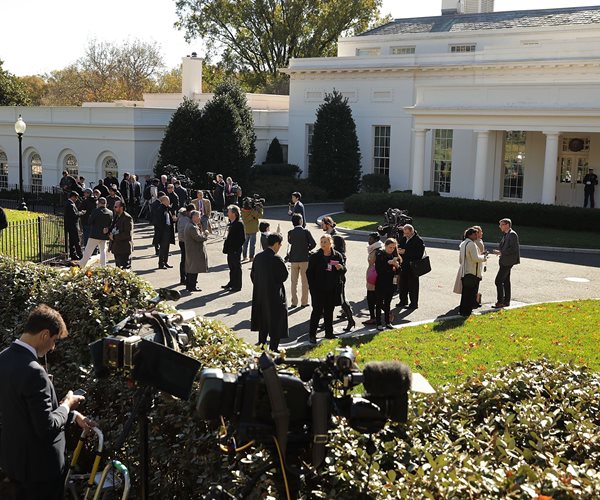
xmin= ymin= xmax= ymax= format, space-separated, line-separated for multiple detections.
xmin=1 ymin=256 xmax=598 ymax=498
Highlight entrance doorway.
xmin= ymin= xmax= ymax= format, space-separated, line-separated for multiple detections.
xmin=556 ymin=137 xmax=591 ymax=207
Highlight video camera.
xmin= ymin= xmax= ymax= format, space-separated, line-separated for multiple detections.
xmin=196 ymin=348 xmax=411 ymax=468
xmin=89 ymin=289 xmax=201 ymax=400
xmin=379 ymin=208 xmax=413 ymax=240
xmin=242 ymin=194 xmax=265 ymax=210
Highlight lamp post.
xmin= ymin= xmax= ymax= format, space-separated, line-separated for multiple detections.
xmin=14 ymin=115 xmax=27 ymax=211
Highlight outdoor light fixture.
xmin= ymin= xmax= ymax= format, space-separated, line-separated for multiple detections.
xmin=14 ymin=114 xmax=27 ymax=210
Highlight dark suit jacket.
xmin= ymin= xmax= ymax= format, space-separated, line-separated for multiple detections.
xmin=498 ymin=229 xmax=520 ymax=267
xmin=399 ymin=233 xmax=425 ymax=271
xmin=64 ymin=200 xmax=81 ymax=230
xmin=223 ymin=219 xmax=245 ymax=254
xmin=110 ymin=212 xmax=133 ymax=255
xmin=287 ymin=226 xmax=316 ymax=262
xmin=154 ymin=205 xmax=175 ymax=245
xmin=88 ymin=207 xmax=113 ymax=240
xmin=292 ymin=201 xmax=306 ymax=227
xmin=0 ymin=343 xmax=71 ymax=482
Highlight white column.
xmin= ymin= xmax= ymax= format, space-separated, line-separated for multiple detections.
xmin=411 ymin=129 xmax=426 ymax=196
xmin=542 ymin=132 xmax=559 ymax=205
xmin=473 ymin=130 xmax=490 ymax=200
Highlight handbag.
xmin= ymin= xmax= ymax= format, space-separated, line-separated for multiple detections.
xmin=367 ymin=265 xmax=377 ymax=285
xmin=410 ymin=249 xmax=431 ymax=277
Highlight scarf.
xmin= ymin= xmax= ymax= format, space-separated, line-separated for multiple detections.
xmin=367 ymin=240 xmax=383 ymax=254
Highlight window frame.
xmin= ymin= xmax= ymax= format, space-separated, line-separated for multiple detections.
xmin=373 ymin=125 xmax=391 ymax=177
xmin=432 ymin=129 xmax=453 ymax=194
xmin=502 ymin=131 xmax=526 ymax=200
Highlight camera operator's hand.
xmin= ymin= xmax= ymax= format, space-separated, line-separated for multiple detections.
xmin=73 ymin=411 xmax=97 ymax=431
xmin=61 ymin=390 xmax=85 ymax=411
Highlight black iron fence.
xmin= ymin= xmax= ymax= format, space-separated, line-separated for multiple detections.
xmin=0 ymin=184 xmax=66 ymax=215
xmin=0 ymin=214 xmax=65 ymax=263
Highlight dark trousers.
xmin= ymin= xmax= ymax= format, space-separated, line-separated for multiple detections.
xmin=460 ymin=274 xmax=480 ymax=316
xmin=584 ymin=189 xmax=595 ymax=208
xmin=495 ymin=264 xmax=513 ymax=304
xmin=12 ymin=473 xmax=65 ymax=500
xmin=258 ymin=328 xmax=280 ymax=351
xmin=399 ymin=267 xmax=419 ymax=306
xmin=339 ymin=283 xmax=354 ymax=322
xmin=158 ymin=232 xmax=171 ymax=266
xmin=367 ymin=290 xmax=377 ymax=319
xmin=309 ymin=294 xmax=335 ymax=338
xmin=186 ymin=272 xmax=198 ymax=290
xmin=227 ymin=250 xmax=242 ymax=289
xmin=179 ymin=241 xmax=187 ymax=282
xmin=66 ymin=226 xmax=82 ymax=259
xmin=114 ymin=253 xmax=130 ymax=269
xmin=375 ymin=288 xmax=394 ymax=325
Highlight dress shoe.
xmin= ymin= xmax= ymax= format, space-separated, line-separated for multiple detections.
xmin=363 ymin=318 xmax=377 ymax=325
xmin=503 ymin=301 xmax=510 ymax=307
xmin=289 ymin=304 xmax=298 ymax=309
xmin=163 ymin=263 xmax=173 ymax=268
xmin=344 ymin=320 xmax=356 ymax=332
xmin=385 ymin=323 xmax=394 ymax=329
xmin=396 ymin=302 xmax=408 ymax=309
xmin=186 ymin=287 xmax=201 ymax=292
xmin=407 ymin=304 xmax=418 ymax=310
xmin=492 ymin=302 xmax=505 ymax=309
xmin=308 ymin=336 xmax=317 ymax=344
xmin=376 ymin=324 xmax=385 ymax=331
xmin=221 ymin=284 xmax=232 ymax=289
xmin=228 ymin=288 xmax=241 ymax=293
xmin=300 ymin=304 xmax=309 ymax=308
xmin=158 ymin=265 xmax=167 ymax=270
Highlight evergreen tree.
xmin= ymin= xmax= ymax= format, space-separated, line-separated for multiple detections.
xmin=155 ymin=97 xmax=204 ymax=184
xmin=310 ymin=90 xmax=362 ymax=198
xmin=265 ymin=137 xmax=284 ymax=164
xmin=214 ymin=81 xmax=256 ymax=165
xmin=0 ymin=60 xmax=30 ymax=106
xmin=199 ymin=94 xmax=254 ymax=188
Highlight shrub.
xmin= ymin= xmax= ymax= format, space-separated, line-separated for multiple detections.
xmin=251 ymin=163 xmax=301 ymax=177
xmin=361 ymin=173 xmax=390 ymax=193
xmin=344 ymin=192 xmax=600 ymax=232
xmin=265 ymin=137 xmax=284 ymax=164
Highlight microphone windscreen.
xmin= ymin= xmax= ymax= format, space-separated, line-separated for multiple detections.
xmin=363 ymin=361 xmax=412 ymax=397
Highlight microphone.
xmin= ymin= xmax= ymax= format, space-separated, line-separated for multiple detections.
xmin=363 ymin=361 xmax=412 ymax=396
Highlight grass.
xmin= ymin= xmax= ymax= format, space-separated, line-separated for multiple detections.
xmin=293 ymin=300 xmax=600 ymax=387
xmin=1 ymin=209 xmax=64 ymax=261
xmin=332 ymin=212 xmax=600 ymax=249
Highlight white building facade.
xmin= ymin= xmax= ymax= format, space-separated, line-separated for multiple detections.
xmin=0 ymin=55 xmax=289 ymax=190
xmin=285 ymin=5 xmax=600 ymax=207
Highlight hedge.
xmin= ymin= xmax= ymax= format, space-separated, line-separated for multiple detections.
xmin=250 ymin=175 xmax=329 ymax=205
xmin=361 ymin=173 xmax=390 ymax=193
xmin=344 ymin=192 xmax=600 ymax=232
xmin=1 ymin=256 xmax=598 ymax=498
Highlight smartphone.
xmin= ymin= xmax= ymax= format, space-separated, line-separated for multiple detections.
xmin=73 ymin=389 xmax=87 ymax=397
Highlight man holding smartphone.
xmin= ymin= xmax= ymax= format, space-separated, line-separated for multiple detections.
xmin=0 ymin=305 xmax=96 ymax=500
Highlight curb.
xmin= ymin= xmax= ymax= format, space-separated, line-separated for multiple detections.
xmin=318 ymin=211 xmax=600 ymax=255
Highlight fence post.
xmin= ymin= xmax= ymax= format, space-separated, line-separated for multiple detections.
xmin=38 ymin=216 xmax=43 ymax=263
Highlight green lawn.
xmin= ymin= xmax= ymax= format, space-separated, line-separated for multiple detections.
xmin=333 ymin=212 xmax=600 ymax=249
xmin=1 ymin=209 xmax=64 ymax=261
xmin=294 ymin=300 xmax=600 ymax=387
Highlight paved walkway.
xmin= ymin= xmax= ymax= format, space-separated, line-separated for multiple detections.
xmin=126 ymin=203 xmax=600 ymax=348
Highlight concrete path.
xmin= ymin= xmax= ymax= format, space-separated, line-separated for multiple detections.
xmin=126 ymin=203 xmax=600 ymax=348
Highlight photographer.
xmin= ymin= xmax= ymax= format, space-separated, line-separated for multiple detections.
xmin=241 ymin=196 xmax=264 ymax=262
xmin=212 ymin=174 xmax=225 ymax=212
xmin=0 ymin=305 xmax=95 ymax=500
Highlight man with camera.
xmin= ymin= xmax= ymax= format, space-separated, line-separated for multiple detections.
xmin=250 ymin=233 xmax=289 ymax=351
xmin=0 ymin=304 xmax=95 ymax=500
xmin=241 ymin=196 xmax=264 ymax=262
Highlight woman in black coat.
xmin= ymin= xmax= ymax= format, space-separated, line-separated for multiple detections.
xmin=306 ymin=234 xmax=346 ymax=344
xmin=375 ymin=238 xmax=401 ymax=330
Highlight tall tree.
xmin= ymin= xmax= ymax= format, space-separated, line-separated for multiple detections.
xmin=155 ymin=97 xmax=204 ymax=184
xmin=0 ymin=60 xmax=30 ymax=106
xmin=174 ymin=0 xmax=385 ymax=89
xmin=310 ymin=90 xmax=361 ymax=198
xmin=265 ymin=137 xmax=284 ymax=164
xmin=199 ymin=93 xmax=255 ymax=187
xmin=18 ymin=75 xmax=47 ymax=105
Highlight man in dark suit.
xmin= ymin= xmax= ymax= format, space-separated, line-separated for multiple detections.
xmin=0 ymin=304 xmax=95 ymax=500
xmin=155 ymin=196 xmax=175 ymax=269
xmin=64 ymin=191 xmax=84 ymax=260
xmin=250 ymin=233 xmax=289 ymax=351
xmin=104 ymin=172 xmax=119 ymax=191
xmin=583 ymin=168 xmax=598 ymax=208
xmin=493 ymin=218 xmax=520 ymax=308
xmin=222 ymin=205 xmax=245 ymax=292
xmin=397 ymin=224 xmax=425 ymax=310
xmin=287 ymin=214 xmax=316 ymax=308
xmin=166 ymin=184 xmax=180 ymax=215
xmin=288 ymin=191 xmax=306 ymax=227
xmin=119 ymin=172 xmax=132 ymax=207
xmin=109 ymin=200 xmax=134 ymax=269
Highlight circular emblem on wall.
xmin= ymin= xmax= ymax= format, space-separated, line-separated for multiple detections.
xmin=568 ymin=138 xmax=585 ymax=152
